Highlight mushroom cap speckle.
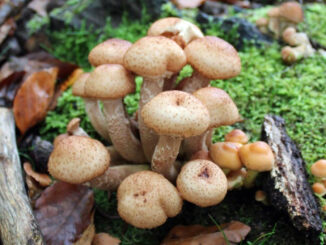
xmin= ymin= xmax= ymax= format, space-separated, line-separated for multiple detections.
xmin=147 ymin=17 xmax=203 ymax=48
xmin=117 ymin=171 xmax=183 ymax=228
xmin=224 ymin=129 xmax=249 ymax=144
xmin=72 ymin=73 xmax=90 ymax=97
xmin=88 ymin=38 xmax=132 ymax=67
xmin=209 ymin=142 xmax=243 ymax=170
xmin=123 ymin=36 xmax=186 ymax=77
xmin=177 ymin=159 xmax=227 ymax=207
xmin=311 ymin=159 xmax=326 ymax=178
xmin=184 ymin=36 xmax=241 ymax=79
xmin=141 ymin=91 xmax=210 ymax=137
xmin=193 ymin=87 xmax=241 ymax=128
xmin=279 ymin=2 xmax=304 ymax=23
xmin=84 ymin=64 xmax=135 ymax=99
xmin=48 ymin=136 xmax=110 ymax=184
xmin=239 ymin=142 xmax=275 ymax=171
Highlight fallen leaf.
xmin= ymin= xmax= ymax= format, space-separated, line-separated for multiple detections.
xmin=28 ymin=0 xmax=51 ymax=17
xmin=74 ymin=217 xmax=95 ymax=245
xmin=0 ymin=18 xmax=15 ymax=45
xmin=162 ymin=221 xmax=251 ymax=245
xmin=171 ymin=0 xmax=206 ymax=9
xmin=92 ymin=233 xmax=121 ymax=245
xmin=34 ymin=181 xmax=94 ymax=245
xmin=13 ymin=68 xmax=58 ymax=134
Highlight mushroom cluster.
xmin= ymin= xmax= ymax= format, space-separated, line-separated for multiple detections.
xmin=47 ymin=17 xmax=275 ymax=229
xmin=311 ymin=160 xmax=326 ymax=196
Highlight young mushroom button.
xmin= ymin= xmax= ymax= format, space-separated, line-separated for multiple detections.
xmin=84 ymin=64 xmax=146 ymax=163
xmin=141 ymin=90 xmax=210 ymax=181
xmin=124 ymin=36 xmax=187 ymax=161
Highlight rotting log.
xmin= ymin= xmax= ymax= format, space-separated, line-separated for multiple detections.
xmin=0 ymin=108 xmax=44 ymax=245
xmin=261 ymin=115 xmax=322 ymax=241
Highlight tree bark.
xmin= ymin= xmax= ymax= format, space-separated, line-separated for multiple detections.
xmin=0 ymin=108 xmax=44 ymax=245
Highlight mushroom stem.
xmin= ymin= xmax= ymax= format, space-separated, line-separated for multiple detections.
xmin=138 ymin=76 xmax=165 ymax=161
xmin=182 ymin=133 xmax=208 ymax=160
xmin=205 ymin=129 xmax=214 ymax=148
xmin=243 ymin=170 xmax=259 ymax=188
xmin=84 ymin=98 xmax=111 ymax=141
xmin=176 ymin=70 xmax=210 ymax=93
xmin=151 ymin=135 xmax=182 ymax=181
xmin=103 ymin=98 xmax=146 ymax=163
xmin=88 ymin=164 xmax=150 ymax=191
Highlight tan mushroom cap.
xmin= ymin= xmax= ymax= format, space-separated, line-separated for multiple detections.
xmin=282 ymin=27 xmax=297 ymax=45
xmin=184 ymin=36 xmax=241 ymax=80
xmin=48 ymin=136 xmax=110 ymax=184
xmin=123 ymin=36 xmax=186 ymax=77
xmin=141 ymin=91 xmax=210 ymax=137
xmin=279 ymin=2 xmax=304 ymax=23
xmin=88 ymin=38 xmax=132 ymax=67
xmin=193 ymin=87 xmax=241 ymax=128
xmin=84 ymin=64 xmax=135 ymax=99
xmin=225 ymin=129 xmax=249 ymax=144
xmin=72 ymin=72 xmax=90 ymax=97
xmin=239 ymin=141 xmax=274 ymax=171
xmin=267 ymin=7 xmax=280 ymax=18
xmin=117 ymin=171 xmax=183 ymax=228
xmin=176 ymin=159 xmax=227 ymax=207
xmin=256 ymin=17 xmax=268 ymax=27
xmin=209 ymin=142 xmax=243 ymax=170
xmin=312 ymin=182 xmax=326 ymax=195
xmin=147 ymin=17 xmax=203 ymax=48
xmin=311 ymin=159 xmax=326 ymax=178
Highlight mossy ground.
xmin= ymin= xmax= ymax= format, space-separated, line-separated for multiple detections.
xmin=36 ymin=3 xmax=326 ymax=244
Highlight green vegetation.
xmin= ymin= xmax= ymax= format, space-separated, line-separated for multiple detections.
xmin=37 ymin=2 xmax=326 ymax=245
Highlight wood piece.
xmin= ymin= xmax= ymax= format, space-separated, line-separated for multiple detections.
xmin=261 ymin=115 xmax=322 ymax=241
xmin=0 ymin=108 xmax=44 ymax=245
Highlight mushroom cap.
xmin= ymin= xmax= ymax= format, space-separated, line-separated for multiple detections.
xmin=117 ymin=170 xmax=183 ymax=228
xmin=311 ymin=159 xmax=326 ymax=178
xmin=209 ymin=142 xmax=243 ymax=170
xmin=84 ymin=64 xmax=135 ymax=99
xmin=66 ymin=118 xmax=81 ymax=134
xmin=239 ymin=142 xmax=274 ymax=171
xmin=88 ymin=38 xmax=132 ymax=67
xmin=256 ymin=17 xmax=268 ymax=27
xmin=72 ymin=72 xmax=90 ymax=97
xmin=123 ymin=36 xmax=186 ymax=77
xmin=176 ymin=159 xmax=227 ymax=207
xmin=141 ymin=90 xmax=210 ymax=137
xmin=279 ymin=2 xmax=304 ymax=23
xmin=147 ymin=17 xmax=203 ymax=48
xmin=48 ymin=136 xmax=110 ymax=184
xmin=312 ymin=182 xmax=326 ymax=195
xmin=192 ymin=87 xmax=241 ymax=128
xmin=184 ymin=36 xmax=241 ymax=79
xmin=267 ymin=7 xmax=280 ymax=18
xmin=224 ymin=129 xmax=249 ymax=144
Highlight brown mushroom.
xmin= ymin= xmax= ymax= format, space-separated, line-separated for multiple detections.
xmin=176 ymin=159 xmax=227 ymax=207
xmin=311 ymin=159 xmax=326 ymax=179
xmin=117 ymin=171 xmax=183 ymax=228
xmin=224 ymin=129 xmax=249 ymax=144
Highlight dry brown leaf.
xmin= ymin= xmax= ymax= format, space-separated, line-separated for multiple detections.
xmin=13 ymin=68 xmax=58 ymax=134
xmin=162 ymin=221 xmax=251 ymax=245
xmin=92 ymin=233 xmax=121 ymax=245
xmin=74 ymin=216 xmax=95 ymax=245
xmin=0 ymin=18 xmax=15 ymax=45
xmin=172 ymin=0 xmax=206 ymax=9
xmin=34 ymin=181 xmax=94 ymax=245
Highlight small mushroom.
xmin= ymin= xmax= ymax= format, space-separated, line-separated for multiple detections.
xmin=124 ymin=36 xmax=187 ymax=161
xmin=66 ymin=118 xmax=89 ymax=137
xmin=176 ymin=159 xmax=227 ymax=207
xmin=177 ymin=36 xmax=241 ymax=93
xmin=224 ymin=129 xmax=249 ymax=145
xmin=209 ymin=142 xmax=243 ymax=171
xmin=312 ymin=182 xmax=326 ymax=196
xmin=311 ymin=159 xmax=326 ymax=179
xmin=141 ymin=91 xmax=210 ymax=181
xmin=117 ymin=171 xmax=183 ymax=229
xmin=239 ymin=141 xmax=275 ymax=188
xmin=255 ymin=190 xmax=268 ymax=205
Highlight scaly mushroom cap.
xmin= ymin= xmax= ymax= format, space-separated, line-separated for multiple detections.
xmin=72 ymin=72 xmax=90 ymax=97
xmin=239 ymin=142 xmax=274 ymax=171
xmin=279 ymin=2 xmax=304 ymax=23
xmin=147 ymin=17 xmax=203 ymax=48
xmin=84 ymin=64 xmax=135 ymax=99
xmin=117 ymin=171 xmax=183 ymax=228
xmin=184 ymin=36 xmax=241 ymax=79
xmin=88 ymin=38 xmax=132 ymax=67
xmin=123 ymin=36 xmax=186 ymax=77
xmin=209 ymin=142 xmax=243 ymax=170
xmin=192 ymin=87 xmax=241 ymax=128
xmin=224 ymin=129 xmax=249 ymax=144
xmin=177 ymin=159 xmax=227 ymax=207
xmin=141 ymin=90 xmax=210 ymax=137
xmin=311 ymin=159 xmax=326 ymax=178
xmin=48 ymin=136 xmax=110 ymax=184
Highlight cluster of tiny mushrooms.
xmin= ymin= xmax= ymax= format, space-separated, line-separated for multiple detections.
xmin=311 ymin=160 xmax=326 ymax=209
xmin=48 ymin=17 xmax=275 ymax=229
xmin=256 ymin=1 xmax=316 ymax=64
